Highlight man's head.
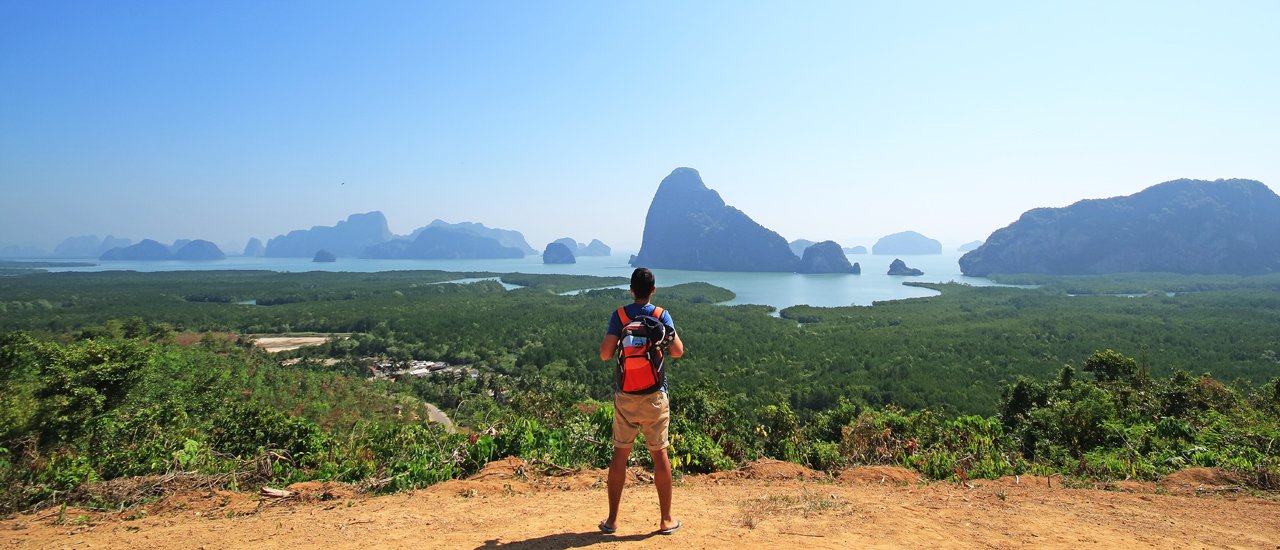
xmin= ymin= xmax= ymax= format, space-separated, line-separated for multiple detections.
xmin=630 ymin=267 xmax=656 ymax=301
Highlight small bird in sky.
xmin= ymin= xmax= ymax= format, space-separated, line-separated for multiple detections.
xmin=341 ymin=182 xmax=346 ymax=186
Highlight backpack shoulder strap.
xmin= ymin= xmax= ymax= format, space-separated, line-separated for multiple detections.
xmin=616 ymin=306 xmax=631 ymax=326
xmin=651 ymin=306 xmax=664 ymax=320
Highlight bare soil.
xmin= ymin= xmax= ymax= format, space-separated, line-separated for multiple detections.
xmin=250 ymin=336 xmax=338 ymax=353
xmin=5 ymin=462 xmax=1279 ymax=549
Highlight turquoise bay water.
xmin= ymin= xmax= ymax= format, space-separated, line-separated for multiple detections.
xmin=42 ymin=253 xmax=1000 ymax=310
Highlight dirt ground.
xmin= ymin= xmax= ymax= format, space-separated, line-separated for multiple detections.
xmin=250 ymin=336 xmax=337 ymax=353
xmin=5 ymin=460 xmax=1279 ymax=549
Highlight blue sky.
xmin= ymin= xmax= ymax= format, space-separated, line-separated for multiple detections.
xmin=3 ymin=1 xmax=1278 ymax=253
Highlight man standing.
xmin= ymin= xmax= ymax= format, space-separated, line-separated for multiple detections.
xmin=598 ymin=267 xmax=684 ymax=535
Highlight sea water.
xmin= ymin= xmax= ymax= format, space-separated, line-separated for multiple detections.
xmin=38 ymin=253 xmax=1001 ymax=310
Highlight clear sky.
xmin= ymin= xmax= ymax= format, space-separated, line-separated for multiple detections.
xmin=3 ymin=1 xmax=1278 ymax=253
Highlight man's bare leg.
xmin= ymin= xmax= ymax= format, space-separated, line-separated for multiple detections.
xmin=650 ymin=447 xmax=678 ymax=532
xmin=602 ymin=446 xmax=630 ymax=531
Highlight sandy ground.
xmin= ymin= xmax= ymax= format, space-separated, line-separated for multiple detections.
xmin=250 ymin=336 xmax=338 ymax=353
xmin=5 ymin=460 xmax=1279 ymax=549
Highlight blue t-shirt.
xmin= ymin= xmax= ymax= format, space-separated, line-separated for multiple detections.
xmin=606 ymin=303 xmax=675 ymax=337
xmin=607 ymin=303 xmax=675 ymax=393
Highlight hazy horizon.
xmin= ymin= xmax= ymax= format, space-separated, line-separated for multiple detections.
xmin=3 ymin=2 xmax=1278 ymax=253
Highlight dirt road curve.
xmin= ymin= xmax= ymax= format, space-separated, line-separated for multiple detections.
xmin=5 ymin=461 xmax=1279 ymax=549
xmin=425 ymin=402 xmax=456 ymax=432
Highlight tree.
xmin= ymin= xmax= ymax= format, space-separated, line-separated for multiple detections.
xmin=1082 ymin=349 xmax=1137 ymax=383
xmin=755 ymin=402 xmax=802 ymax=462
xmin=35 ymin=339 xmax=153 ymax=442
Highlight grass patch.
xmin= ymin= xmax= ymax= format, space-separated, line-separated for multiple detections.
xmin=737 ymin=488 xmax=847 ymax=529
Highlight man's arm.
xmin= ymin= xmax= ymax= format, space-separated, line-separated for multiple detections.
xmin=599 ymin=335 xmax=619 ymax=361
xmin=668 ymin=332 xmax=684 ymax=358
xmin=658 ymin=310 xmax=684 ymax=358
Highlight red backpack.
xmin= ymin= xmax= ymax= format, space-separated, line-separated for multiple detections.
xmin=615 ymin=305 xmax=672 ymax=394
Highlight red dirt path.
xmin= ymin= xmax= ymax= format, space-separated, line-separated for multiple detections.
xmin=5 ymin=461 xmax=1279 ymax=549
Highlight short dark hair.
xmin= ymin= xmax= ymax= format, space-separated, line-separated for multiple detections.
xmin=630 ymin=267 xmax=656 ymax=299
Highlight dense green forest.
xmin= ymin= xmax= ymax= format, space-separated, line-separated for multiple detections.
xmin=3 ymin=270 xmax=1278 ymax=413
xmin=1 ymin=269 xmax=1278 ymax=513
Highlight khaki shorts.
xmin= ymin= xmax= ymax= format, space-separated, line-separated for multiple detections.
xmin=612 ymin=391 xmax=670 ymax=451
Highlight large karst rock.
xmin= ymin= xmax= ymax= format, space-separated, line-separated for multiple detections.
xmin=789 ymin=239 xmax=817 ymax=258
xmin=409 ymin=220 xmax=537 ymax=255
xmin=542 ymin=242 xmax=576 ymax=264
xmin=553 ymin=237 xmax=580 ymax=253
xmin=873 ymin=231 xmax=942 ymax=255
xmin=887 ymin=258 xmax=924 ymax=276
xmin=99 ymin=238 xmax=224 ymax=261
xmin=100 ymin=239 xmax=173 ymax=261
xmin=581 ymin=239 xmax=611 ymax=256
xmin=172 ymin=240 xmax=225 ymax=261
xmin=265 ymin=212 xmax=393 ymax=258
xmin=959 ymin=179 xmax=1280 ymax=276
xmin=551 ymin=238 xmax=612 ymax=257
xmin=362 ymin=227 xmax=523 ymax=259
xmin=243 ymin=238 xmax=265 ymax=257
xmin=797 ymin=241 xmax=861 ymax=274
xmin=631 ymin=168 xmax=799 ymax=272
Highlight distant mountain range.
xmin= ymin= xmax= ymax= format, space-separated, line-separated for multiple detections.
xmin=261 ymin=215 xmax=560 ymax=260
xmin=0 ymin=244 xmax=49 ymax=258
xmin=960 ymin=178 xmax=1280 ymax=276
xmin=40 ymin=215 xmax=598 ymax=263
xmin=11 ymin=235 xmax=136 ymax=258
xmin=552 ymin=238 xmax=610 ymax=257
xmin=265 ymin=212 xmax=394 ymax=258
xmin=16 ymin=214 xmax=547 ymax=263
xmin=409 ymin=220 xmax=538 ymax=255
xmin=364 ymin=227 xmax=525 ymax=259
xmin=101 ymin=239 xmax=225 ymax=261
xmin=15 ymin=175 xmax=1276 ymax=276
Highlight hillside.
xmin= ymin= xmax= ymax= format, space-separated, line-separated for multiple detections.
xmin=5 ymin=461 xmax=1278 ymax=549
xmin=961 ymin=178 xmax=1280 ymax=276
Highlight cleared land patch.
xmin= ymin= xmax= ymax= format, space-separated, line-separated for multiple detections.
xmin=249 ymin=334 xmax=347 ymax=353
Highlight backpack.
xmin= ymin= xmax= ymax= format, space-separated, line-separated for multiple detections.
xmin=615 ymin=305 xmax=672 ymax=394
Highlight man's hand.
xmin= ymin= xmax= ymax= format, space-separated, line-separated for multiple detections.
xmin=599 ymin=334 xmax=619 ymax=361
